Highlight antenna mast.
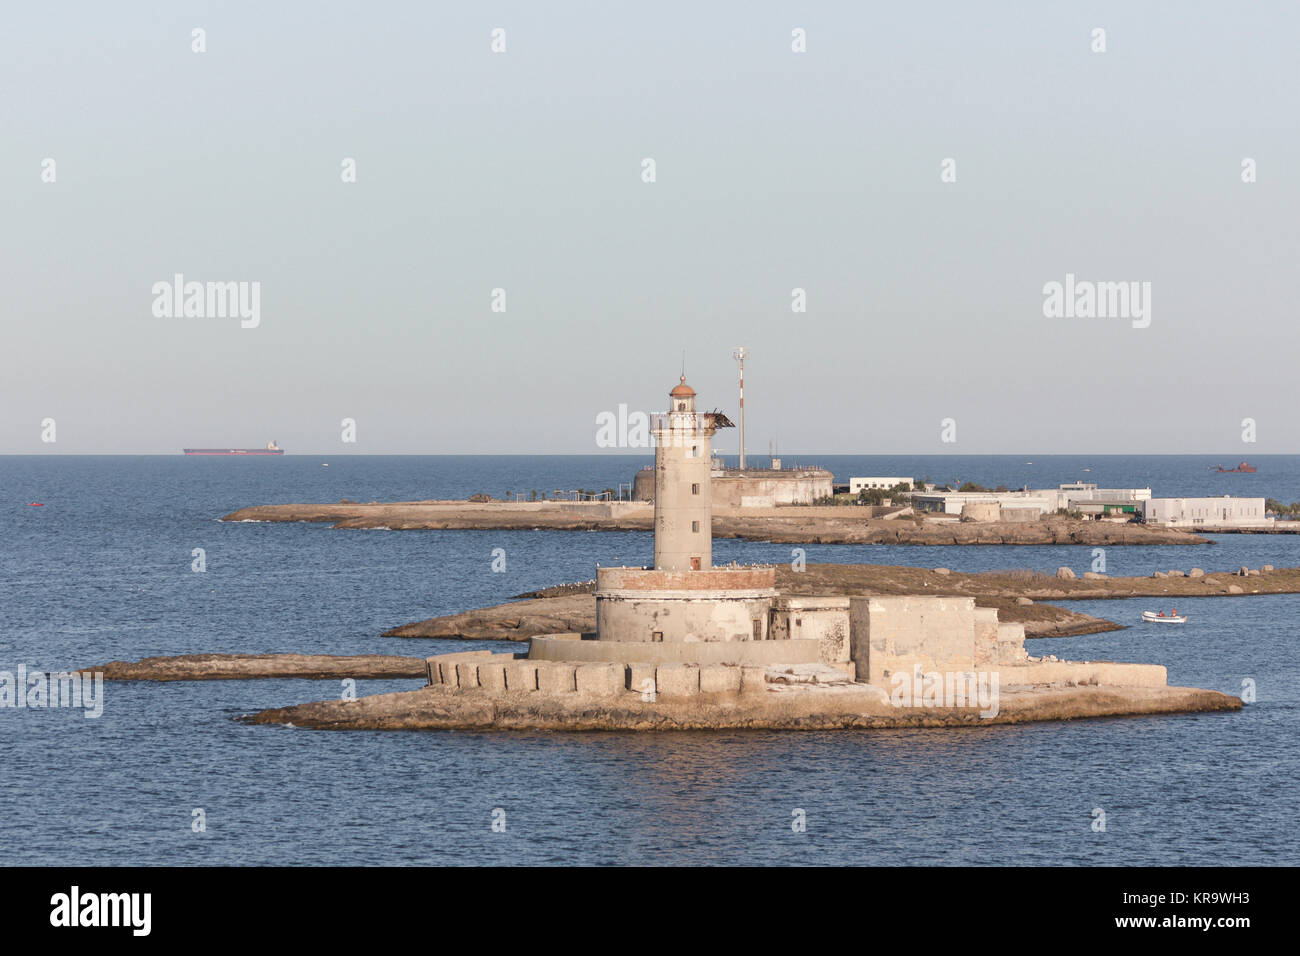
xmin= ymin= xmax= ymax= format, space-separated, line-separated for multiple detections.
xmin=731 ymin=346 xmax=748 ymax=469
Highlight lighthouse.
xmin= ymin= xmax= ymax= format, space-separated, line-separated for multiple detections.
xmin=653 ymin=376 xmax=724 ymax=571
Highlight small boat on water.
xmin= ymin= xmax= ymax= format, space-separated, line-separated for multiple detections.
xmin=1141 ymin=610 xmax=1187 ymax=624
xmin=1213 ymin=461 xmax=1256 ymax=473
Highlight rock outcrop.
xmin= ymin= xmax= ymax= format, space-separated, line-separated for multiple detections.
xmin=242 ymin=681 xmax=1242 ymax=732
xmin=386 ymin=563 xmax=1300 ymax=644
xmin=221 ymin=501 xmax=1208 ymax=546
xmin=82 ymin=653 xmax=428 ymax=681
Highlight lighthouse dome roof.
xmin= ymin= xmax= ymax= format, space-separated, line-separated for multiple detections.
xmin=669 ymin=376 xmax=696 ymax=398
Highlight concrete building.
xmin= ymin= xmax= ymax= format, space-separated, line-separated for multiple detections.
xmin=912 ymin=490 xmax=1057 ymax=518
xmin=849 ymin=477 xmax=914 ymax=494
xmin=709 ymin=466 xmax=833 ymax=507
xmin=912 ymin=483 xmax=1152 ymax=520
xmin=633 ymin=463 xmax=832 ymax=507
xmin=1052 ymin=483 xmax=1150 ymax=515
xmin=1142 ymin=496 xmax=1273 ymax=529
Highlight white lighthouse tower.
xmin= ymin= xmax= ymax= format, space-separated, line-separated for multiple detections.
xmin=652 ymin=376 xmax=719 ymax=572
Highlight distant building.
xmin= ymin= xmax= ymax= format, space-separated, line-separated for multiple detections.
xmin=912 ymin=483 xmax=1152 ymax=520
xmin=1048 ymin=483 xmax=1150 ymax=517
xmin=912 ymin=490 xmax=1057 ymax=518
xmin=849 ymin=477 xmax=914 ymax=494
xmin=1142 ymin=497 xmax=1273 ymax=529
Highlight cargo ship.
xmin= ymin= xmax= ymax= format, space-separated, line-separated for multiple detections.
xmin=183 ymin=441 xmax=283 ymax=456
xmin=1214 ymin=461 xmax=1256 ymax=473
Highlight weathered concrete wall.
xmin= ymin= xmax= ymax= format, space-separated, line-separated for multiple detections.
xmin=574 ymin=661 xmax=623 ymax=697
xmin=503 ymin=660 xmax=537 ymax=692
xmin=557 ymin=502 xmax=650 ymax=518
xmin=997 ymin=622 xmax=1029 ymax=664
xmin=428 ymin=652 xmax=793 ymax=703
xmin=528 ymin=635 xmax=821 ymax=666
xmin=770 ymin=597 xmax=851 ymax=664
xmin=535 ymin=661 xmax=577 ymax=694
xmin=425 ymin=651 xmax=507 ymax=688
xmin=596 ymin=594 xmax=774 ymax=643
xmin=655 ymin=663 xmax=700 ymax=698
xmin=960 ymin=501 xmax=1002 ymax=522
xmin=711 ymin=471 xmax=834 ymax=507
xmin=700 ymin=665 xmax=742 ymax=694
xmin=596 ymin=567 xmax=775 ymax=591
xmin=595 ymin=566 xmax=778 ymax=644
xmin=637 ymin=468 xmax=833 ymax=506
xmin=848 ymin=596 xmax=977 ymax=684
xmin=973 ymin=606 xmax=1000 ymax=667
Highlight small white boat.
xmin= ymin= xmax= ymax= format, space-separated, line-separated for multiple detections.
xmin=1141 ymin=610 xmax=1187 ymax=624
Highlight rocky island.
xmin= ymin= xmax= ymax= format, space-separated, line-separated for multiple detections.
xmin=221 ymin=500 xmax=1207 ymax=546
xmin=244 ymin=672 xmax=1239 ymax=732
xmin=232 ymin=373 xmax=1241 ymax=732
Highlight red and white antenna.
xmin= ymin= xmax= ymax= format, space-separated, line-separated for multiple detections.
xmin=731 ymin=346 xmax=748 ymax=469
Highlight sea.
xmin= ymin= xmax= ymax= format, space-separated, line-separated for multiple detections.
xmin=1 ymin=454 xmax=1297 ymax=865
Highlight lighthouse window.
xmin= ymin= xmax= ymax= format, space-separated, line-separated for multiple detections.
xmin=689 ymin=445 xmax=699 ymax=458
xmin=752 ymin=620 xmax=763 ymax=641
xmin=691 ymin=483 xmax=700 ymax=495
xmin=691 ymin=521 xmax=700 ymax=532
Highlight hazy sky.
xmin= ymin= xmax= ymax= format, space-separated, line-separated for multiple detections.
xmin=3 ymin=2 xmax=1297 ymax=455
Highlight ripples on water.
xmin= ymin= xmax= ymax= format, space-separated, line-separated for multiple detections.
xmin=1 ymin=456 xmax=1296 ymax=864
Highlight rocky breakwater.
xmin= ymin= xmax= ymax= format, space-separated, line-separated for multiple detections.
xmin=82 ymin=653 xmax=429 ymax=681
xmin=243 ymin=649 xmax=1241 ymax=732
xmin=221 ymin=500 xmax=652 ymax=532
xmin=709 ymin=514 xmax=1206 ymax=546
xmin=221 ymin=501 xmax=1205 ymax=546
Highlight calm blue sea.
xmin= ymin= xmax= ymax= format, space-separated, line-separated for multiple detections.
xmin=1 ymin=455 xmax=1296 ymax=865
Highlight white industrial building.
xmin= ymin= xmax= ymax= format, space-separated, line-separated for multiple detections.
xmin=1141 ymin=497 xmax=1273 ymax=529
xmin=910 ymin=490 xmax=1057 ymax=518
xmin=849 ymin=476 xmax=914 ymax=493
xmin=911 ymin=483 xmax=1153 ymax=520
